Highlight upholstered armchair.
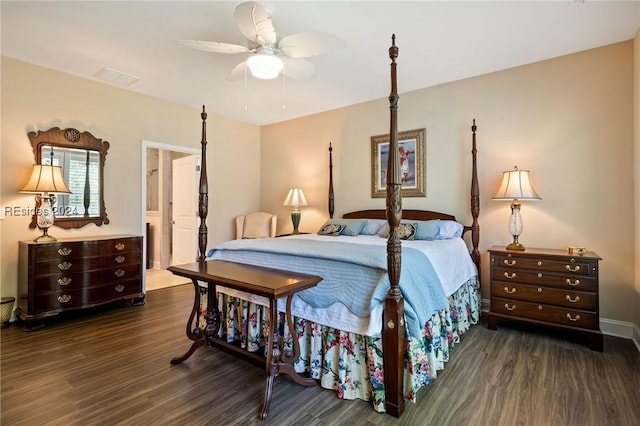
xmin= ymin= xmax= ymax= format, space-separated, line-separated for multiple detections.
xmin=235 ymin=212 xmax=277 ymax=239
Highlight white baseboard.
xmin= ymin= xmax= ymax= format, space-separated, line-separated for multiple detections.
xmin=482 ymin=298 xmax=639 ymax=352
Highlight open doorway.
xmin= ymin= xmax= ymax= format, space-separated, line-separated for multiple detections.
xmin=141 ymin=141 xmax=199 ymax=291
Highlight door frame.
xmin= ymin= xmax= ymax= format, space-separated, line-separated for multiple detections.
xmin=141 ymin=140 xmax=200 ymax=290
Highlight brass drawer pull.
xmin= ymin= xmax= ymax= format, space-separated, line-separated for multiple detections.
xmin=565 ymin=264 xmax=581 ymax=273
xmin=115 ymin=255 xmax=125 ymax=264
xmin=537 ymin=287 xmax=543 ymax=293
xmin=58 ymin=294 xmax=71 ymax=303
xmin=58 ymin=247 xmax=72 ymax=256
xmin=57 ymin=277 xmax=72 ymax=286
xmin=115 ymin=284 xmax=125 ymax=293
xmin=538 ymin=305 xmax=543 ymax=310
xmin=504 ymin=287 xmax=516 ymax=294
xmin=504 ymin=272 xmax=516 ymax=279
xmin=58 ymin=262 xmax=72 ymax=271
xmin=503 ymin=259 xmax=516 ymax=266
xmin=566 ymin=279 xmax=580 ymax=287
xmin=504 ymin=303 xmax=516 ymax=311
xmin=566 ymin=295 xmax=580 ymax=303
xmin=537 ymin=273 xmax=543 ymax=278
xmin=566 ymin=313 xmax=581 ymax=322
xmin=115 ymin=242 xmax=125 ymax=251
xmin=537 ymin=261 xmax=542 ymax=266
xmin=115 ymin=269 xmax=125 ymax=277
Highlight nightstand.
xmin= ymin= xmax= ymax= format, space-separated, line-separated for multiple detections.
xmin=487 ymin=246 xmax=603 ymax=351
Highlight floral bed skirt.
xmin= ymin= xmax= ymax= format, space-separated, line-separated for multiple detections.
xmin=196 ymin=276 xmax=480 ymax=413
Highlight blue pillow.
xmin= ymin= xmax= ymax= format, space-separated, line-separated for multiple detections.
xmin=317 ymin=219 xmax=366 ymax=236
xmin=415 ymin=219 xmax=440 ymax=241
xmin=360 ymin=219 xmax=387 ymax=235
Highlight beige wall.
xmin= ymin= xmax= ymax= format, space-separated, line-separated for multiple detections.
xmin=262 ymin=41 xmax=637 ymax=326
xmin=0 ymin=57 xmax=261 ymax=300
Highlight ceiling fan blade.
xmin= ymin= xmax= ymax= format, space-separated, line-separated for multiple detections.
xmin=233 ymin=1 xmax=277 ymax=46
xmin=177 ymin=40 xmax=251 ymax=54
xmin=281 ymin=57 xmax=315 ymax=80
xmin=278 ymin=32 xmax=345 ymax=58
xmin=227 ymin=61 xmax=249 ymax=81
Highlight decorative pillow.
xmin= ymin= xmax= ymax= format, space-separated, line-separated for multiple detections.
xmin=435 ymin=220 xmax=464 ymax=240
xmin=398 ymin=223 xmax=417 ymax=240
xmin=360 ymin=219 xmax=387 ymax=235
xmin=317 ymin=219 xmax=365 ymax=236
xmin=415 ymin=219 xmax=440 ymax=241
xmin=378 ymin=219 xmax=443 ymax=240
xmin=378 ymin=222 xmax=419 ymax=240
xmin=318 ymin=223 xmax=346 ymax=236
xmin=242 ymin=212 xmax=273 ymax=239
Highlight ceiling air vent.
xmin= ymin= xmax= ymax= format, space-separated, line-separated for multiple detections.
xmin=94 ymin=68 xmax=140 ymax=86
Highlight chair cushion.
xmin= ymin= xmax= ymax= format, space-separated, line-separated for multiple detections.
xmin=242 ymin=212 xmax=274 ymax=239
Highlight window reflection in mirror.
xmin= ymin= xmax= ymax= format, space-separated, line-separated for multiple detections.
xmin=41 ymin=146 xmax=101 ymax=218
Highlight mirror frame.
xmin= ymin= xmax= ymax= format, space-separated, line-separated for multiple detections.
xmin=28 ymin=127 xmax=110 ymax=229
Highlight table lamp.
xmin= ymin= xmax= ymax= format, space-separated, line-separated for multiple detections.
xmin=283 ymin=188 xmax=308 ymax=235
xmin=493 ymin=166 xmax=540 ymax=251
xmin=21 ymin=163 xmax=72 ymax=242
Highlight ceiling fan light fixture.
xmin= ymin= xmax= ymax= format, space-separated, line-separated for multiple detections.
xmin=246 ymin=52 xmax=283 ymax=80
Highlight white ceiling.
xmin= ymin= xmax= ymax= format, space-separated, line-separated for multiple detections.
xmin=2 ymin=1 xmax=639 ymax=126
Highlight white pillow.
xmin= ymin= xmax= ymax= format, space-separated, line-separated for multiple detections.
xmin=435 ymin=220 xmax=464 ymax=239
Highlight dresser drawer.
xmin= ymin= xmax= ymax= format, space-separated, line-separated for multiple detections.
xmin=492 ymin=267 xmax=597 ymax=291
xmin=31 ymin=237 xmax=140 ymax=263
xmin=33 ymin=264 xmax=142 ymax=291
xmin=33 ymin=278 xmax=143 ymax=314
xmin=491 ymin=282 xmax=596 ymax=310
xmin=493 ymin=253 xmax=597 ymax=277
xmin=492 ymin=297 xmax=598 ymax=329
xmin=34 ymin=252 xmax=141 ymax=276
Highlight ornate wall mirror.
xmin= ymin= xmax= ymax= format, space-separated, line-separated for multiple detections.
xmin=28 ymin=127 xmax=109 ymax=229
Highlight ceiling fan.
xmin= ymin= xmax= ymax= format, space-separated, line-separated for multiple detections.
xmin=178 ymin=1 xmax=344 ymax=80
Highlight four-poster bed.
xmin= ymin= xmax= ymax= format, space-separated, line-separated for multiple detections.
xmin=169 ymin=35 xmax=481 ymax=419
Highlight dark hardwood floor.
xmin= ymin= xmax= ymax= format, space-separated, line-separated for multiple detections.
xmin=2 ymin=284 xmax=638 ymax=426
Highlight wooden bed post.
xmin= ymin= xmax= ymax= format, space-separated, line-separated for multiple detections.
xmin=470 ymin=119 xmax=480 ymax=277
xmin=383 ymin=34 xmax=405 ymax=418
xmin=328 ymin=142 xmax=334 ymax=219
xmin=197 ymin=105 xmax=209 ymax=262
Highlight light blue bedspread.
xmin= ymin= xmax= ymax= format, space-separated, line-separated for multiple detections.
xmin=208 ymin=237 xmax=449 ymax=338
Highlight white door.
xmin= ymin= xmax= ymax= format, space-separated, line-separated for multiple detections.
xmin=171 ymin=155 xmax=199 ymax=265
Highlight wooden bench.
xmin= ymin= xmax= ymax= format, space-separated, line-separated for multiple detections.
xmin=168 ymin=259 xmax=322 ymax=419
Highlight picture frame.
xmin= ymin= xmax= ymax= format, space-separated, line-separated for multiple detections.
xmin=371 ymin=128 xmax=425 ymax=198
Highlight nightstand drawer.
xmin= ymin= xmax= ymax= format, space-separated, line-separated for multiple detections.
xmin=493 ymin=253 xmax=597 ymax=277
xmin=491 ymin=282 xmax=596 ymax=310
xmin=492 ymin=267 xmax=597 ymax=291
xmin=492 ymin=297 xmax=598 ymax=329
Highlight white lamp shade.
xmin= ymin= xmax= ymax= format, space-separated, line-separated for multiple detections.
xmin=283 ymin=188 xmax=308 ymax=207
xmin=247 ymin=53 xmax=283 ymax=80
xmin=21 ymin=164 xmax=71 ymax=194
xmin=493 ymin=166 xmax=540 ymax=200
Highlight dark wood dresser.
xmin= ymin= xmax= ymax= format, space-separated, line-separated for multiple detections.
xmin=18 ymin=235 xmax=145 ymax=330
xmin=487 ymin=246 xmax=603 ymax=351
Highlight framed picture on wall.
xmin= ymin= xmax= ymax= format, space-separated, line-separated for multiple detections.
xmin=370 ymin=128 xmax=425 ymax=198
